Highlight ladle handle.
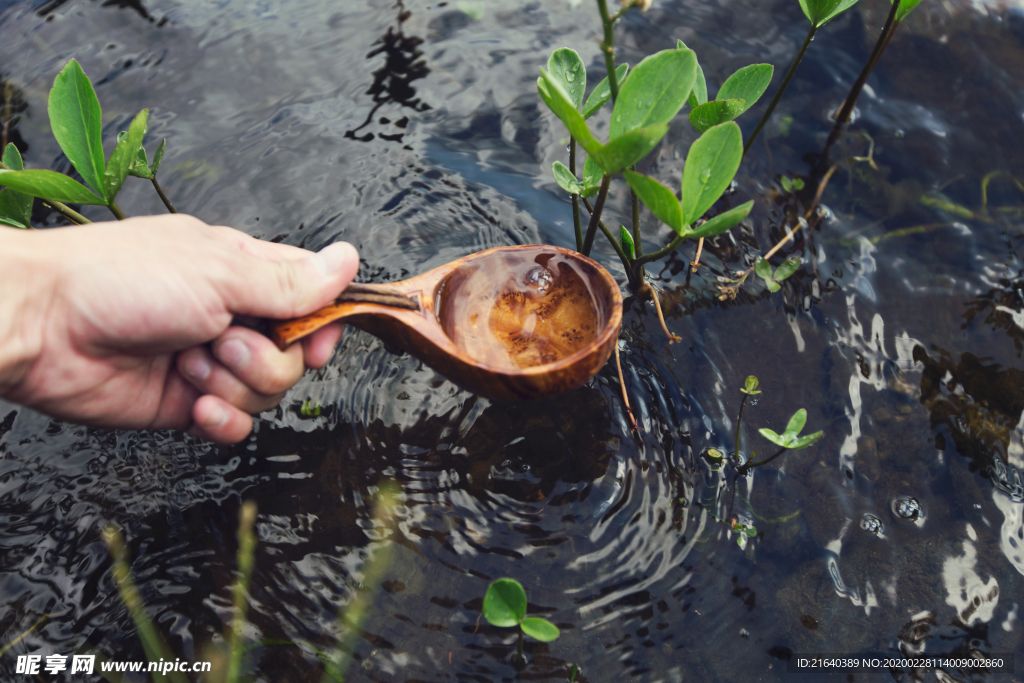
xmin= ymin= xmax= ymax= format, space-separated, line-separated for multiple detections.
xmin=269 ymin=282 xmax=419 ymax=349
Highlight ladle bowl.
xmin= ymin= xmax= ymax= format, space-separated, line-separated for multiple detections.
xmin=271 ymin=245 xmax=623 ymax=401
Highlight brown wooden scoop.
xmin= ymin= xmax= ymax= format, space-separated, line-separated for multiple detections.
xmin=271 ymin=245 xmax=623 ymax=401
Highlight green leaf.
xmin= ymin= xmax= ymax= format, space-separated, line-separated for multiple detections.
xmin=151 ymin=139 xmax=166 ymax=175
xmin=2 ymin=143 xmax=24 ymax=170
xmin=0 ymin=169 xmax=106 ymax=204
xmin=717 ymin=64 xmax=774 ymax=115
xmin=582 ymin=155 xmax=602 ymax=195
xmin=538 ymin=69 xmax=604 ymax=160
xmin=767 ymin=280 xmax=781 ymax=292
xmin=799 ymin=0 xmax=861 ymax=27
xmin=783 ymin=409 xmax=808 ymax=440
xmin=482 ymin=578 xmax=526 ymax=628
xmin=547 ymin=48 xmax=587 ymax=110
xmin=0 ymin=214 xmax=29 ymax=228
xmin=520 ymin=617 xmax=560 ymax=642
xmin=128 ymin=139 xmax=153 ymax=179
xmin=744 ymin=526 xmax=758 ymax=538
xmin=758 ymin=427 xmax=787 ymax=447
xmin=552 ymin=161 xmax=584 ymax=195
xmin=687 ymin=200 xmax=753 ymax=239
xmin=582 ymin=64 xmax=628 ymax=119
xmin=103 ymin=109 xmax=148 ymax=202
xmin=893 ymin=0 xmax=923 ymax=22
xmin=609 ymin=48 xmax=697 ymax=139
xmin=754 ymin=256 xmax=773 ymax=281
xmin=620 ymin=225 xmax=635 ymax=259
xmin=688 ymin=99 xmax=746 ymax=134
xmin=677 ymin=41 xmax=708 ymax=109
xmin=790 ymin=430 xmax=825 ymax=450
xmin=742 ymin=375 xmax=761 ymax=395
xmin=781 ymin=176 xmax=793 ymax=193
xmin=773 ymin=258 xmax=801 ymax=281
xmin=623 ymin=170 xmax=683 ymax=232
xmin=0 ymin=144 xmax=34 ymax=227
xmin=679 ymin=121 xmax=743 ymax=225
xmin=597 ymin=122 xmax=668 ymax=175
xmin=48 ymin=59 xmax=105 ymax=197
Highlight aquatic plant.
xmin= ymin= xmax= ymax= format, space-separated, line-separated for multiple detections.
xmin=482 ymin=578 xmax=560 ymax=668
xmin=540 ymin=1 xmax=769 ymax=292
xmin=0 ymin=59 xmax=176 ymax=227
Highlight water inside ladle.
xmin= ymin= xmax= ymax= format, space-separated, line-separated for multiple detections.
xmin=437 ymin=250 xmax=604 ymax=371
xmin=270 ymin=245 xmax=622 ymax=401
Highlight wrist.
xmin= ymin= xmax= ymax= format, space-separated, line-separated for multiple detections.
xmin=0 ymin=229 xmax=52 ymax=396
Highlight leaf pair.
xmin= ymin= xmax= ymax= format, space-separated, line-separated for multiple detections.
xmin=482 ymin=578 xmax=560 ymax=643
xmin=759 ymin=409 xmax=824 ymax=450
xmin=623 ymin=121 xmax=753 ymax=237
xmin=0 ymin=60 xmax=150 ymax=209
xmin=754 ymin=256 xmax=801 ymax=292
xmin=679 ymin=41 xmax=774 ymax=134
xmin=540 ymin=47 xmax=696 ymax=177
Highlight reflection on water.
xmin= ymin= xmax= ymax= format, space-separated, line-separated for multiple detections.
xmin=2 ymin=0 xmax=1024 ymax=680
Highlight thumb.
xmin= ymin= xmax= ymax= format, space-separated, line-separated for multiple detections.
xmin=221 ymin=241 xmax=360 ymax=319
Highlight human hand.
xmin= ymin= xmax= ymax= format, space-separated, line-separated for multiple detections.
xmin=0 ymin=214 xmax=359 ymax=443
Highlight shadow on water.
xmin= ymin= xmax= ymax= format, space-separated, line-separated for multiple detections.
xmin=2 ymin=0 xmax=1024 ymax=681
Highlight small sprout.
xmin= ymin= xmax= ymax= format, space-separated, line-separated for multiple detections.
xmin=300 ymin=400 xmax=321 ymax=417
xmin=780 ymin=175 xmax=805 ymax=193
xmin=741 ymin=375 xmax=761 ymax=395
xmin=619 ymin=225 xmax=635 ymax=259
xmin=754 ymin=255 xmax=801 ymax=292
xmin=482 ymin=578 xmax=559 ymax=668
xmin=758 ymin=409 xmax=824 ymax=450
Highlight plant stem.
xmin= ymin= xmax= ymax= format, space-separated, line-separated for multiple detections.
xmin=583 ymin=196 xmax=636 ymax=286
xmin=108 ymin=201 xmax=127 ymax=220
xmin=734 ymin=394 xmax=748 ymax=462
xmin=570 ymin=138 xmax=583 ymax=251
xmin=690 ymin=237 xmax=705 ymax=271
xmin=150 ymin=176 xmax=178 ymax=213
xmin=738 ymin=446 xmax=788 ymax=475
xmin=517 ymin=627 xmax=524 ymax=668
xmin=596 ymin=0 xmax=620 ymax=103
xmin=632 ymin=232 xmax=686 ymax=278
xmin=227 ymin=501 xmax=258 ymax=683
xmin=821 ymin=2 xmax=902 ymax=164
xmin=615 ymin=343 xmax=638 ymax=432
xmin=743 ymin=23 xmax=818 ymax=157
xmin=581 ymin=175 xmax=611 ymax=256
xmin=41 ymin=201 xmax=91 ymax=225
xmin=631 ymin=189 xmax=645 ymax=281
xmin=833 ymin=2 xmax=902 ymax=127
xmin=642 ymin=283 xmax=680 ymax=343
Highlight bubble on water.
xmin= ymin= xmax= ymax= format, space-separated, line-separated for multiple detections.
xmin=524 ymin=266 xmax=554 ymax=294
xmin=699 ymin=169 xmax=711 ymax=183
xmin=891 ymin=495 xmax=924 ymax=523
xmin=860 ymin=514 xmax=883 ymax=535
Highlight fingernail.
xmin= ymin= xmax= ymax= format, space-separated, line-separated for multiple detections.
xmin=309 ymin=242 xmax=358 ymax=277
xmin=218 ymin=338 xmax=250 ymax=370
xmin=201 ymin=402 xmax=228 ymax=428
xmin=183 ymin=353 xmax=212 ymax=381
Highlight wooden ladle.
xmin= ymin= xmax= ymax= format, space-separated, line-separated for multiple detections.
xmin=271 ymin=245 xmax=623 ymax=401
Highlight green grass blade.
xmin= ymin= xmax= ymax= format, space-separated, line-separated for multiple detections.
xmin=103 ymin=528 xmax=189 ymax=683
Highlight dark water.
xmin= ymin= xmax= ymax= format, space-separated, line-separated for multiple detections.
xmin=2 ymin=0 xmax=1024 ymax=681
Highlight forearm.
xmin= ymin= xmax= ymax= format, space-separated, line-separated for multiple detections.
xmin=0 ymin=229 xmax=50 ymax=396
